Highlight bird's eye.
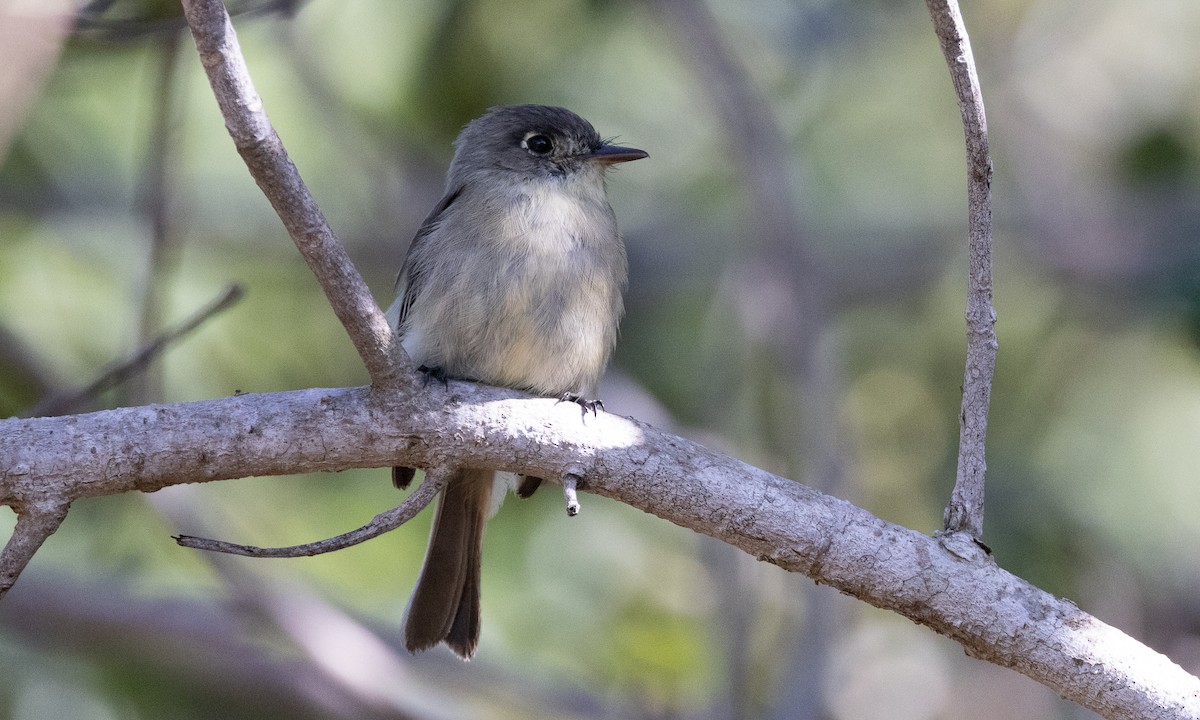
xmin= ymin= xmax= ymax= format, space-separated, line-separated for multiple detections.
xmin=523 ymin=133 xmax=553 ymax=155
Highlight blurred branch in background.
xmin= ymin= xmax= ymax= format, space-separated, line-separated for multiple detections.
xmin=2 ymin=576 xmax=422 ymax=720
xmin=2 ymin=574 xmax=423 ymax=720
xmin=128 ymin=28 xmax=187 ymax=407
xmin=0 ymin=325 xmax=56 ymax=412
xmin=1 ymin=569 xmax=631 ymax=720
xmin=25 ymin=282 xmax=245 ymax=417
xmin=71 ymin=0 xmax=303 ymax=40
xmin=648 ymin=0 xmax=842 ymax=716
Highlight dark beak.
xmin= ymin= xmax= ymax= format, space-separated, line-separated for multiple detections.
xmin=589 ymin=144 xmax=649 ymax=164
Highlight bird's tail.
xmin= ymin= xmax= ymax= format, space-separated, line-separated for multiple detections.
xmin=403 ymin=467 xmax=493 ymax=659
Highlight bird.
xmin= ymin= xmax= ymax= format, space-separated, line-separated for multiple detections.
xmin=387 ymin=104 xmax=646 ymax=658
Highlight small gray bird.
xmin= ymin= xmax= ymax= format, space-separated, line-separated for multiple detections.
xmin=388 ymin=105 xmax=646 ymax=659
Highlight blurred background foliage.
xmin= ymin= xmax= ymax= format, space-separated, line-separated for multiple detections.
xmin=2 ymin=0 xmax=1200 ymax=718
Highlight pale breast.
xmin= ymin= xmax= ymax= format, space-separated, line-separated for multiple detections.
xmin=400 ymin=176 xmax=626 ymax=398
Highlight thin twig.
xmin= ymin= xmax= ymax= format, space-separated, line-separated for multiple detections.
xmin=562 ymin=473 xmax=580 ymax=516
xmin=27 ymin=283 xmax=245 ymax=417
xmin=926 ymin=0 xmax=997 ymax=540
xmin=174 ymin=467 xmax=448 ymax=558
xmin=179 ymin=0 xmax=408 ymax=390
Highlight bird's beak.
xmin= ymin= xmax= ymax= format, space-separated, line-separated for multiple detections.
xmin=589 ymin=144 xmax=649 ymax=165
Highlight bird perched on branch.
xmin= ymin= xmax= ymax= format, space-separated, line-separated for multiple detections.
xmin=388 ymin=104 xmax=646 ymax=658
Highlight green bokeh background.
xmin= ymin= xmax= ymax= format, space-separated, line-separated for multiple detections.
xmin=3 ymin=0 xmax=1200 ymax=718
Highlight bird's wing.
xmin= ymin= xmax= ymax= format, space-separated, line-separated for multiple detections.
xmin=394 ymin=185 xmax=463 ymax=328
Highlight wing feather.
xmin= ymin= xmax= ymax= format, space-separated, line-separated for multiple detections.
xmin=394 ymin=185 xmax=463 ymax=328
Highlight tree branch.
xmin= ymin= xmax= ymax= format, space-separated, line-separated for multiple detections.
xmin=179 ymin=0 xmax=407 ymax=390
xmin=174 ymin=466 xmax=447 ymax=557
xmin=0 ymin=499 xmax=68 ymax=596
xmin=3 ymin=3 xmax=1189 ymax=719
xmin=925 ymin=0 xmax=997 ymax=539
xmin=0 ymin=387 xmax=1196 ymax=719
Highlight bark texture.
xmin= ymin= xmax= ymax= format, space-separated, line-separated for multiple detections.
xmin=1 ymin=383 xmax=1197 ymax=720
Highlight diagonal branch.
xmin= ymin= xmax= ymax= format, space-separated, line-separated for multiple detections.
xmin=27 ymin=283 xmax=245 ymax=418
xmin=179 ymin=0 xmax=407 ymax=390
xmin=0 ymin=500 xmax=69 ymax=598
xmin=0 ymin=387 xmax=1196 ymax=718
xmin=926 ymin=0 xmax=997 ymax=540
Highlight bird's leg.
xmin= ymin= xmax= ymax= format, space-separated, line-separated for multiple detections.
xmin=516 ymin=475 xmax=543 ymax=498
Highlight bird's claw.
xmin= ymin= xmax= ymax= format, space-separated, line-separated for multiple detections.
xmin=557 ymin=393 xmax=603 ymax=416
xmin=417 ymin=365 xmax=449 ymax=387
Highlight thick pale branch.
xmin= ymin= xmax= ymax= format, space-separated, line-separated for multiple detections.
xmin=179 ymin=0 xmax=406 ymax=389
xmin=0 ymin=387 xmax=1196 ymax=719
xmin=926 ymin=0 xmax=997 ymax=539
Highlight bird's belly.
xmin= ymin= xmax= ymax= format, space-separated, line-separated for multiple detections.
xmin=406 ymin=256 xmax=619 ymax=397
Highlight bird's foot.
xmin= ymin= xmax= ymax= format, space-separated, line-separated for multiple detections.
xmin=557 ymin=393 xmax=603 ymax=416
xmin=417 ymin=364 xmax=449 ymax=387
